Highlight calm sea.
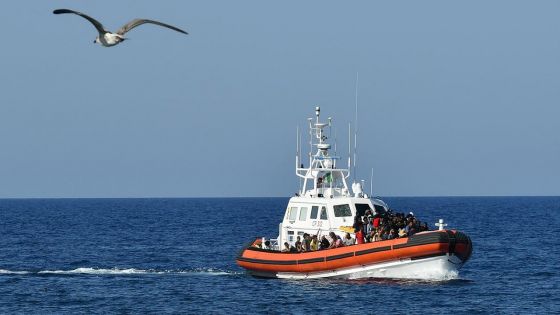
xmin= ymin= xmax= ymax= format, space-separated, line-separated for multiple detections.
xmin=0 ymin=197 xmax=559 ymax=314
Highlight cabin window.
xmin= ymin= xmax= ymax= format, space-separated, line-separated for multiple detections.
xmin=299 ymin=207 xmax=308 ymax=221
xmin=334 ymin=204 xmax=352 ymax=217
xmin=288 ymin=230 xmax=294 ymax=242
xmin=310 ymin=206 xmax=319 ymax=219
xmin=319 ymin=206 xmax=328 ymax=220
xmin=355 ymin=203 xmax=372 ymax=217
xmin=289 ymin=207 xmax=298 ymax=222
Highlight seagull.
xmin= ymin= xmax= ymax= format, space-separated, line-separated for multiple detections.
xmin=53 ymin=9 xmax=188 ymax=47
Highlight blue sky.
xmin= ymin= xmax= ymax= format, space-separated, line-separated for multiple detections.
xmin=0 ymin=1 xmax=558 ymax=197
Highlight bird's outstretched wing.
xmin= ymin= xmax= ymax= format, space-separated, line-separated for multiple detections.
xmin=53 ymin=9 xmax=108 ymax=34
xmin=116 ymin=19 xmax=188 ymax=36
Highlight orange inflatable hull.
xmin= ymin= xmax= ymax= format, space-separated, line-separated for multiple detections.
xmin=237 ymin=230 xmax=472 ymax=276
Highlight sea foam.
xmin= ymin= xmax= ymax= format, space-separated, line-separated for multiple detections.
xmin=0 ymin=267 xmax=239 ymax=276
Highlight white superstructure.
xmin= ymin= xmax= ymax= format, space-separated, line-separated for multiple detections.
xmin=272 ymin=107 xmax=387 ymax=249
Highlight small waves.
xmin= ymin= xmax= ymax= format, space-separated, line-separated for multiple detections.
xmin=0 ymin=267 xmax=241 ymax=277
xmin=185 ymin=267 xmax=242 ymax=276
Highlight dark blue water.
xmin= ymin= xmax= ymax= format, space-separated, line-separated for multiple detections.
xmin=1 ymin=197 xmax=559 ymax=313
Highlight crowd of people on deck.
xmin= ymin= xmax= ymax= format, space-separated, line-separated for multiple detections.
xmin=279 ymin=231 xmax=349 ymax=253
xmin=354 ymin=209 xmax=430 ymax=244
xmin=271 ymin=209 xmax=430 ymax=253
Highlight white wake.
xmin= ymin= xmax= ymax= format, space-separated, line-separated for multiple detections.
xmin=0 ymin=269 xmax=30 ymax=275
xmin=0 ymin=267 xmax=239 ymax=276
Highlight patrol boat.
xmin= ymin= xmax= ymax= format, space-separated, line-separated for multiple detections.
xmin=236 ymin=107 xmax=472 ymax=279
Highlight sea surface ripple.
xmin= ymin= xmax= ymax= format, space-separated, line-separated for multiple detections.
xmin=0 ymin=197 xmax=559 ymax=314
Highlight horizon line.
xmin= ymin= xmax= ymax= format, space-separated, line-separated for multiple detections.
xmin=0 ymin=195 xmax=558 ymax=200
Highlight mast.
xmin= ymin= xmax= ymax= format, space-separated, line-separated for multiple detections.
xmin=295 ymin=107 xmax=350 ymax=198
xmin=353 ymin=72 xmax=359 ymax=183
xmin=370 ymin=168 xmax=374 ymax=197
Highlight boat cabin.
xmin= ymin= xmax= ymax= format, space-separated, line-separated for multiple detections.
xmin=269 ymin=107 xmax=390 ymax=249
xmin=278 ymin=197 xmax=389 ymax=247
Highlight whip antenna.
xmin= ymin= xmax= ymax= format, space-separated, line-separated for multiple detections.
xmin=353 ymin=72 xmax=359 ymax=182
xmin=296 ymin=126 xmax=300 ymax=193
xmin=296 ymin=125 xmax=299 ymax=166
xmin=348 ymin=123 xmax=351 ymax=172
xmin=370 ymin=167 xmax=374 ymax=197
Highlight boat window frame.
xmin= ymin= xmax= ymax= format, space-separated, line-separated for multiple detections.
xmin=298 ymin=207 xmax=308 ymax=221
xmin=310 ymin=206 xmax=319 ymax=219
xmin=319 ymin=206 xmax=328 ymax=220
xmin=288 ymin=206 xmax=298 ymax=222
xmin=333 ymin=204 xmax=352 ymax=217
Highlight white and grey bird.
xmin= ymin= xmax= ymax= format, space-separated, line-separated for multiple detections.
xmin=53 ymin=9 xmax=188 ymax=47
